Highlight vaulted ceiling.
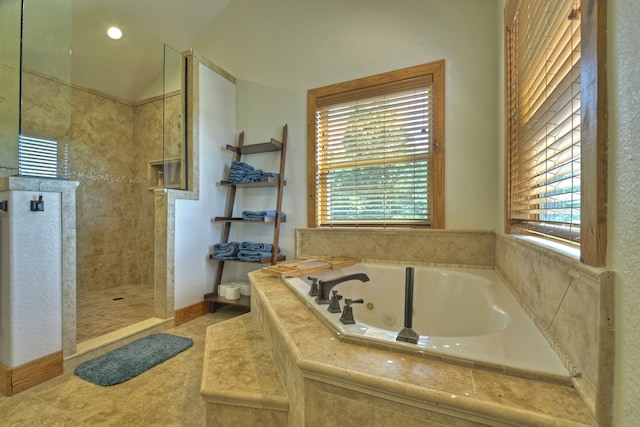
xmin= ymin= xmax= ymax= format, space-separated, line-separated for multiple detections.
xmin=22 ymin=0 xmax=231 ymax=104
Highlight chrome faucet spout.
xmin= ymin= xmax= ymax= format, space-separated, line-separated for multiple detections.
xmin=315 ymin=273 xmax=369 ymax=304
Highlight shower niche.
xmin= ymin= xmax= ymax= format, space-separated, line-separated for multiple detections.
xmin=147 ymin=157 xmax=183 ymax=190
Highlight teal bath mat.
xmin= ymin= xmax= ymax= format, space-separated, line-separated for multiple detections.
xmin=74 ymin=333 xmax=193 ymax=386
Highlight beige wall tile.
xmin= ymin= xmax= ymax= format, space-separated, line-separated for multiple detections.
xmin=304 ymin=382 xmax=373 ymax=427
xmin=206 ymin=403 xmax=288 ymax=427
xmin=374 ymin=407 xmax=463 ymax=427
xmin=296 ymin=229 xmax=495 ymax=268
xmin=495 ymin=233 xmax=614 ymax=423
xmin=22 ymin=71 xmax=162 ymax=295
xmin=28 ymin=74 xmax=162 ymax=294
xmin=472 ymin=370 xmax=595 ymax=424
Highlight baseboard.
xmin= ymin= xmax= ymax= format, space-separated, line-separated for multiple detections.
xmin=0 ymin=362 xmax=11 ymax=396
xmin=175 ymin=301 xmax=209 ymax=327
xmin=1 ymin=351 xmax=63 ymax=395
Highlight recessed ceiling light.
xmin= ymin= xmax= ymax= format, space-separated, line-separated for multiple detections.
xmin=107 ymin=27 xmax=123 ymax=40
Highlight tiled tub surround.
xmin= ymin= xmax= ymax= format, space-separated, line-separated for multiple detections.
xmin=495 ymin=233 xmax=614 ymax=426
xmin=283 ymin=263 xmax=569 ymax=378
xmin=293 ymin=228 xmax=613 ymax=425
xmin=296 ymin=228 xmax=496 ymax=268
xmin=248 ymin=270 xmax=595 ymax=426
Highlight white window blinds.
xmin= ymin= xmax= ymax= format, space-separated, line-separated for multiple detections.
xmin=508 ymin=0 xmax=582 ymax=243
xmin=18 ymin=135 xmax=68 ymax=179
xmin=314 ymin=77 xmax=433 ymax=226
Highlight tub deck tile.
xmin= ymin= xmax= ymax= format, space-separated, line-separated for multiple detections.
xmin=472 ymin=370 xmax=595 ymax=424
xmin=201 ymin=313 xmax=289 ymax=424
xmin=250 ymin=269 xmax=596 ymax=426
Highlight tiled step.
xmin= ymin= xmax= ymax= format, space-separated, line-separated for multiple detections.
xmin=201 ymin=313 xmax=289 ymax=426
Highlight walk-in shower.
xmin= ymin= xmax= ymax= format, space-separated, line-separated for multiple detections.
xmin=2 ymin=0 xmax=187 ymax=349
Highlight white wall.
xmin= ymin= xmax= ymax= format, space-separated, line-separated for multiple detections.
xmin=0 ymin=190 xmax=62 ymax=367
xmin=193 ymin=0 xmax=502 ymax=261
xmin=186 ymin=0 xmax=640 ymax=424
xmin=608 ymin=1 xmax=640 ymax=425
xmin=173 ymin=63 xmax=236 ymax=309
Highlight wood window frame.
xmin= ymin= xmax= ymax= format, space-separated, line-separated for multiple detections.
xmin=505 ymin=0 xmax=607 ymax=267
xmin=307 ymin=60 xmax=445 ymax=229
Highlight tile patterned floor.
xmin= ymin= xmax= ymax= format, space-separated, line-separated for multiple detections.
xmin=76 ymin=284 xmax=155 ymax=343
xmin=0 ymin=306 xmax=248 ymax=426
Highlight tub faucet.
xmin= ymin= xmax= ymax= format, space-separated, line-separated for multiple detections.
xmin=315 ymin=273 xmax=369 ymax=305
xmin=307 ymin=276 xmax=319 ymax=297
xmin=327 ymin=289 xmax=343 ymax=313
xmin=339 ymin=298 xmax=364 ymax=324
xmin=396 ymin=266 xmax=419 ymax=344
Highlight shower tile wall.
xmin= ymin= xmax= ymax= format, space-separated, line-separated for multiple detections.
xmin=20 ymin=72 xmax=72 ymax=146
xmin=20 ymin=71 xmax=178 ymax=295
xmin=0 ymin=63 xmax=19 ymax=177
xmin=73 ymin=89 xmax=156 ymax=293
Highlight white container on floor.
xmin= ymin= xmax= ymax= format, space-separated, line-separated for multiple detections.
xmin=225 ymin=286 xmax=241 ymax=300
xmin=218 ymin=284 xmax=231 ymax=299
xmin=240 ymin=283 xmax=251 ymax=296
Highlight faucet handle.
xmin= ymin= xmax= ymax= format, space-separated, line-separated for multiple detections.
xmin=340 ymin=297 xmax=364 ymax=324
xmin=327 ymin=289 xmax=343 ymax=313
xmin=344 ymin=298 xmax=364 ymax=306
xmin=307 ymin=276 xmax=319 ymax=297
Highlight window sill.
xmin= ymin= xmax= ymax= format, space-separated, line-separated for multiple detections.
xmin=514 ymin=235 xmax=580 ymax=261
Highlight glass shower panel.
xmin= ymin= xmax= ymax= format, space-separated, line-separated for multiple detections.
xmin=0 ymin=0 xmax=22 ymax=177
xmin=162 ymin=45 xmax=187 ymax=190
xmin=19 ymin=0 xmax=72 ymax=179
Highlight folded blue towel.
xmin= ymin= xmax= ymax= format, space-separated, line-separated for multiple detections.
xmin=227 ymin=161 xmax=256 ymax=183
xmin=230 ymin=161 xmax=254 ymax=172
xmin=242 ymin=170 xmax=265 ymax=182
xmin=265 ymin=210 xmax=285 ymax=219
xmin=212 ymin=254 xmax=238 ymax=260
xmin=242 ymin=210 xmax=287 ymax=221
xmin=212 ymin=242 xmax=240 ymax=259
xmin=240 ymin=241 xmax=281 ymax=252
xmin=242 ymin=210 xmax=267 ymax=220
xmin=212 ymin=241 xmax=281 ymax=261
xmin=236 ymin=241 xmax=282 ymax=261
xmin=237 ymin=250 xmax=276 ymax=262
xmin=226 ymin=160 xmax=280 ymax=183
xmin=214 ymin=241 xmax=239 ymax=252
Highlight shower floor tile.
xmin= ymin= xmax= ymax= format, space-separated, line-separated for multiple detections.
xmin=76 ymin=284 xmax=154 ymax=343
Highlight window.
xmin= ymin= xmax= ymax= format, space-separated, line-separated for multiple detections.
xmin=18 ymin=135 xmax=68 ymax=178
xmin=307 ymin=61 xmax=444 ymax=228
xmin=505 ymin=0 xmax=606 ymax=266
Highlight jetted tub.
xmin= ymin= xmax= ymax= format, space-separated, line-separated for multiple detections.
xmin=284 ymin=263 xmax=569 ymax=377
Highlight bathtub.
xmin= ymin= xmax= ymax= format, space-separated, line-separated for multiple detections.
xmin=284 ymin=263 xmax=569 ymax=377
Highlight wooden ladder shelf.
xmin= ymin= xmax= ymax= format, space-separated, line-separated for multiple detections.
xmin=204 ymin=125 xmax=288 ymax=311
